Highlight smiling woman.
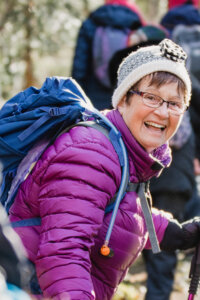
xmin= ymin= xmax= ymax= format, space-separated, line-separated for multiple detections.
xmin=113 ymin=39 xmax=190 ymax=153
xmin=7 ymin=39 xmax=200 ymax=300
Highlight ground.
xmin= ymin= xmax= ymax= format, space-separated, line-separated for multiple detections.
xmin=112 ymin=251 xmax=200 ymax=300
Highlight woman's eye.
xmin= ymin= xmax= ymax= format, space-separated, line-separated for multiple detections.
xmin=169 ymin=101 xmax=180 ymax=108
xmin=145 ymin=94 xmax=157 ymax=102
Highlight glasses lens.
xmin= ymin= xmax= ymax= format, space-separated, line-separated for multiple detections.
xmin=142 ymin=93 xmax=161 ymax=108
xmin=168 ymin=101 xmax=186 ymax=115
xmin=142 ymin=92 xmax=186 ymax=115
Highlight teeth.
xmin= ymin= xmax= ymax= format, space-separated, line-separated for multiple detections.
xmin=145 ymin=122 xmax=166 ymax=129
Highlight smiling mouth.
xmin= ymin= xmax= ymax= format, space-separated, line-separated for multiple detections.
xmin=144 ymin=121 xmax=166 ymax=131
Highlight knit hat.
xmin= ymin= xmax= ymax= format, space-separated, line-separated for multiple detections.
xmin=112 ymin=39 xmax=191 ymax=108
xmin=168 ymin=0 xmax=199 ymax=9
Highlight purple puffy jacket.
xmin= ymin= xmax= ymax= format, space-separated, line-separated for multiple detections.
xmin=9 ymin=109 xmax=172 ymax=300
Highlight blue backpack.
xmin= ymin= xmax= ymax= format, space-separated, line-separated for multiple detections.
xmin=0 ymin=76 xmax=130 ymax=253
xmin=0 ymin=76 xmax=160 ymax=256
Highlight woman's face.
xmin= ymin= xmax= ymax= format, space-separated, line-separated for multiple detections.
xmin=118 ymin=76 xmax=184 ymax=153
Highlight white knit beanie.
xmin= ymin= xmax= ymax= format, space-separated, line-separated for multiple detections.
xmin=112 ymin=39 xmax=191 ymax=108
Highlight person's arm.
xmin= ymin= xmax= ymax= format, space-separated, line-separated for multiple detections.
xmin=34 ymin=129 xmax=120 ymax=299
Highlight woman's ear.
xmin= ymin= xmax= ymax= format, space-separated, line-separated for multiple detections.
xmin=117 ymin=96 xmax=126 ymax=114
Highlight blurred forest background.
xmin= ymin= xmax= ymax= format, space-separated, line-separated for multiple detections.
xmin=0 ymin=0 xmax=168 ymax=102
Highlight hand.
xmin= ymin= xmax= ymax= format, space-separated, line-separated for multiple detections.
xmin=181 ymin=217 xmax=200 ymax=250
xmin=160 ymin=217 xmax=200 ymax=252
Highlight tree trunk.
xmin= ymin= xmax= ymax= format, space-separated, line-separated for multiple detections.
xmin=147 ymin=0 xmax=160 ymax=21
xmin=23 ymin=1 xmax=36 ymax=89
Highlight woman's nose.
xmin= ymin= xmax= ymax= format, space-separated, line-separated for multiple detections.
xmin=154 ymin=101 xmax=169 ymax=117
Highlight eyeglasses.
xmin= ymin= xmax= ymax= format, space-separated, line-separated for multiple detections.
xmin=128 ymin=90 xmax=187 ymax=116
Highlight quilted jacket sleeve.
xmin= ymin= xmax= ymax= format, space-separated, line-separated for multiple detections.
xmin=33 ymin=126 xmax=121 ymax=299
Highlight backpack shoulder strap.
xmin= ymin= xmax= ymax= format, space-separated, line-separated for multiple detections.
xmin=75 ymin=120 xmax=129 ymax=213
xmin=115 ymin=180 xmax=160 ymax=254
xmin=137 ymin=182 xmax=160 ymax=254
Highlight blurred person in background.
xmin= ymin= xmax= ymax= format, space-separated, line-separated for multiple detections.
xmin=161 ymin=0 xmax=200 ymax=36
xmin=71 ymin=0 xmax=145 ymax=109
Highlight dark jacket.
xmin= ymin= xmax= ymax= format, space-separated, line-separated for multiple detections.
xmin=150 ymin=133 xmax=195 ymax=197
xmin=189 ymin=74 xmax=200 ymax=160
xmin=71 ymin=4 xmax=142 ymax=109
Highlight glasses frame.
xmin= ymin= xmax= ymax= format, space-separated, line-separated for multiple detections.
xmin=128 ymin=90 xmax=187 ymax=116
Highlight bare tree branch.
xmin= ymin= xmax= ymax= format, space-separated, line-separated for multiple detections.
xmin=0 ymin=0 xmax=16 ymax=31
